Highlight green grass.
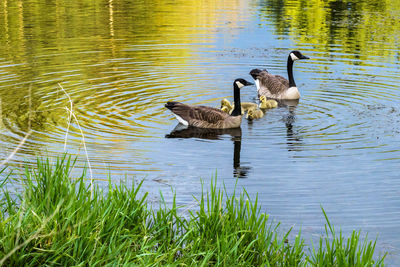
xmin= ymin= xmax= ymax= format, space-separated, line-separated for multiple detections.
xmin=0 ymin=155 xmax=386 ymax=266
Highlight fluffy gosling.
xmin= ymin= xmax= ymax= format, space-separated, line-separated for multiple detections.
xmin=246 ymin=107 xmax=265 ymax=120
xmin=259 ymin=95 xmax=278 ymax=109
xmin=221 ymin=99 xmax=256 ymax=114
xmin=220 ymin=98 xmax=233 ymax=110
xmin=220 ymin=105 xmax=231 ymax=114
xmin=241 ymin=102 xmax=258 ymax=111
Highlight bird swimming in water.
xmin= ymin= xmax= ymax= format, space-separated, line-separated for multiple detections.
xmin=259 ymin=95 xmax=278 ymax=109
xmin=250 ymin=50 xmax=309 ymax=100
xmin=165 ymin=78 xmax=254 ymax=129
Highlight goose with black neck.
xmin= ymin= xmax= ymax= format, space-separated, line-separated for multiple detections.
xmin=165 ymin=78 xmax=253 ymax=129
xmin=250 ymin=50 xmax=309 ymax=100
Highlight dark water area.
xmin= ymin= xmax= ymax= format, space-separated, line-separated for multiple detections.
xmin=1 ymin=0 xmax=400 ymax=263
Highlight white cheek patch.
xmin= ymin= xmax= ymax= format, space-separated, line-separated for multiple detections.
xmin=235 ymin=81 xmax=244 ymax=88
xmin=290 ymin=53 xmax=299 ymax=61
xmin=174 ymin=114 xmax=189 ymax=126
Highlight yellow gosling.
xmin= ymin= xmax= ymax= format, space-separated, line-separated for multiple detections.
xmin=221 ymin=98 xmax=258 ymax=115
xmin=240 ymin=102 xmax=258 ymax=111
xmin=220 ymin=98 xmax=233 ymax=110
xmin=221 ymin=99 xmax=256 ymax=112
xmin=246 ymin=107 xmax=265 ymax=120
xmin=220 ymin=105 xmax=230 ymax=114
xmin=259 ymin=95 xmax=278 ymax=109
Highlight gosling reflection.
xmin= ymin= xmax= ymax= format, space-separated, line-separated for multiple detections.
xmin=165 ymin=124 xmax=250 ymax=178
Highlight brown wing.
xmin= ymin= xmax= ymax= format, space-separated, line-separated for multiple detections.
xmin=257 ymin=72 xmax=289 ymax=97
xmin=188 ymin=106 xmax=229 ymax=124
xmin=273 ymin=74 xmax=289 ymax=87
xmin=166 ymin=102 xmax=229 ymax=125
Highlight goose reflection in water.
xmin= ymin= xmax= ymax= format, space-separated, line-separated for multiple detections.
xmin=277 ymin=99 xmax=304 ymax=152
xmin=165 ymin=124 xmax=250 ymax=178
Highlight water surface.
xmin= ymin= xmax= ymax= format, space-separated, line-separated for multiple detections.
xmin=1 ymin=0 xmax=400 ymax=263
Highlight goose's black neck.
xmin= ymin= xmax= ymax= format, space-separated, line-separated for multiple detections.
xmin=287 ymin=55 xmax=296 ymax=87
xmin=231 ymin=82 xmax=241 ymax=116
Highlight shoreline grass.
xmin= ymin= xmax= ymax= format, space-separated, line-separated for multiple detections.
xmin=0 ymin=155 xmax=386 ymax=266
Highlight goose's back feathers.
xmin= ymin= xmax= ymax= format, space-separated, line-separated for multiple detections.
xmin=273 ymin=74 xmax=289 ymax=87
xmin=250 ymin=68 xmax=291 ymax=98
xmin=165 ymin=101 xmax=241 ymax=129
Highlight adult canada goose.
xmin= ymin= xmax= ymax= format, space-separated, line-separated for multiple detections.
xmin=259 ymin=95 xmax=278 ymax=109
xmin=165 ymin=78 xmax=253 ymax=129
xmin=250 ymin=50 xmax=309 ymax=100
xmin=246 ymin=107 xmax=265 ymax=120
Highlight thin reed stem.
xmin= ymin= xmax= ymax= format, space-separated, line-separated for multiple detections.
xmin=58 ymin=83 xmax=73 ymax=152
xmin=0 ymin=130 xmax=32 ymax=168
xmin=58 ymin=83 xmax=93 ymax=199
xmin=65 ymin=107 xmax=93 ymax=199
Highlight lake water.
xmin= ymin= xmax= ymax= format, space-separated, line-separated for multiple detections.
xmin=1 ymin=0 xmax=400 ymax=263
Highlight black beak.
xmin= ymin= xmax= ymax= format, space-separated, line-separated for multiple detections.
xmin=246 ymin=81 xmax=254 ymax=86
xmin=301 ymin=55 xmax=310 ymax=59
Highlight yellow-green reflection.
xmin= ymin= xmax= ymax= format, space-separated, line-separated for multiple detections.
xmin=0 ymin=0 xmax=250 ymax=146
xmin=259 ymin=0 xmax=400 ymax=61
